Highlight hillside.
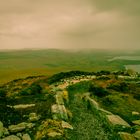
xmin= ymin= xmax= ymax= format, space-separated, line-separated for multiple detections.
xmin=0 ymin=70 xmax=140 ymax=140
xmin=0 ymin=49 xmax=140 ymax=85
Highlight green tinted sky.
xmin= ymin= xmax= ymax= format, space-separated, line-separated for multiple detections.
xmin=0 ymin=0 xmax=140 ymax=50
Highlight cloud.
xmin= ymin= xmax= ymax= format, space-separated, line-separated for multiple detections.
xmin=0 ymin=0 xmax=139 ymax=50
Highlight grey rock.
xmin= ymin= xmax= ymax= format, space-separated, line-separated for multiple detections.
xmin=118 ymin=132 xmax=136 ymax=140
xmin=22 ymin=134 xmax=31 ymax=140
xmin=2 ymin=135 xmax=21 ymax=140
xmin=8 ymin=123 xmax=26 ymax=133
xmin=106 ymin=115 xmax=130 ymax=127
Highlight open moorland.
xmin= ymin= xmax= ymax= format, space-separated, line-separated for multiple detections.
xmin=0 ymin=49 xmax=140 ymax=85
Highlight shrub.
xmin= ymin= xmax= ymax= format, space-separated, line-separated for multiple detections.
xmin=0 ymin=89 xmax=6 ymax=98
xmin=89 ymin=84 xmax=109 ymax=97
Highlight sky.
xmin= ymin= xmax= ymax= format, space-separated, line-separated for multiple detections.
xmin=0 ymin=0 xmax=140 ymax=50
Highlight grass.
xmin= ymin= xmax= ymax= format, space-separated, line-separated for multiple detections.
xmin=66 ymin=82 xmax=116 ymax=140
xmin=1 ymin=49 xmax=140 ymax=85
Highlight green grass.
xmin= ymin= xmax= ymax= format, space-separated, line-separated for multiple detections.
xmin=0 ymin=49 xmax=140 ymax=85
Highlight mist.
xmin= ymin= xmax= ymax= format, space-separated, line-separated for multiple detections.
xmin=0 ymin=0 xmax=140 ymax=50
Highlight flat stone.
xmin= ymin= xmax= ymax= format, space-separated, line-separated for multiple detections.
xmin=118 ymin=132 xmax=136 ymax=140
xmin=132 ymin=120 xmax=140 ymax=125
xmin=61 ymin=121 xmax=73 ymax=130
xmin=22 ymin=134 xmax=31 ymax=140
xmin=85 ymin=96 xmax=99 ymax=110
xmin=133 ymin=131 xmax=140 ymax=139
xmin=8 ymin=122 xmax=27 ymax=133
xmin=132 ymin=112 xmax=140 ymax=116
xmin=11 ymin=104 xmax=35 ymax=109
xmin=106 ymin=115 xmax=130 ymax=127
xmin=99 ymin=108 xmax=113 ymax=115
xmin=47 ymin=131 xmax=62 ymax=138
xmin=0 ymin=121 xmax=4 ymax=138
xmin=2 ymin=135 xmax=21 ymax=140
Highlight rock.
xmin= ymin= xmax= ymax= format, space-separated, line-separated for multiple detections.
xmin=106 ymin=115 xmax=130 ymax=128
xmin=85 ymin=96 xmax=99 ymax=110
xmin=29 ymin=113 xmax=40 ymax=122
xmin=26 ymin=123 xmax=35 ymax=129
xmin=47 ymin=131 xmax=62 ymax=138
xmin=22 ymin=134 xmax=31 ymax=140
xmin=0 ymin=121 xmax=4 ymax=138
xmin=2 ymin=135 xmax=21 ymax=140
xmin=51 ymin=104 xmax=68 ymax=120
xmin=61 ymin=121 xmax=73 ymax=130
xmin=16 ymin=133 xmax=22 ymax=138
xmin=8 ymin=122 xmax=27 ymax=133
xmin=132 ymin=120 xmax=140 ymax=125
xmin=133 ymin=131 xmax=140 ymax=139
xmin=8 ymin=104 xmax=35 ymax=109
xmin=98 ymin=108 xmax=113 ymax=115
xmin=55 ymin=92 xmax=64 ymax=105
xmin=132 ymin=112 xmax=140 ymax=116
xmin=118 ymin=132 xmax=136 ymax=140
xmin=3 ymin=128 xmax=9 ymax=136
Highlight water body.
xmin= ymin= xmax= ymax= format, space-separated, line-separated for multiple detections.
xmin=108 ymin=56 xmax=140 ymax=72
xmin=125 ymin=65 xmax=140 ymax=73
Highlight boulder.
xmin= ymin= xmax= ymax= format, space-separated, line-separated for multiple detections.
xmin=0 ymin=121 xmax=4 ymax=138
xmin=2 ymin=135 xmax=21 ymax=140
xmin=29 ymin=113 xmax=40 ymax=122
xmin=22 ymin=134 xmax=31 ymax=140
xmin=118 ymin=132 xmax=136 ymax=140
xmin=8 ymin=123 xmax=26 ymax=133
xmin=61 ymin=121 xmax=73 ymax=130
xmin=132 ymin=120 xmax=140 ymax=126
xmin=106 ymin=115 xmax=130 ymax=128
xmin=133 ymin=131 xmax=140 ymax=140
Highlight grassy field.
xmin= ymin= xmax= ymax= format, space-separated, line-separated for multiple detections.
xmin=0 ymin=49 xmax=140 ymax=85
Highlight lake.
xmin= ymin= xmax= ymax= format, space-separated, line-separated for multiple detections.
xmin=125 ymin=65 xmax=140 ymax=73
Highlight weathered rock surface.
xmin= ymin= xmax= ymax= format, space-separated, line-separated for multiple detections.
xmin=118 ymin=132 xmax=136 ymax=140
xmin=9 ymin=122 xmax=27 ymax=133
xmin=106 ymin=115 xmax=130 ymax=127
xmin=2 ymin=135 xmax=21 ymax=140
xmin=22 ymin=134 xmax=31 ymax=140
xmin=7 ymin=104 xmax=35 ymax=109
xmin=133 ymin=131 xmax=140 ymax=140
xmin=132 ymin=120 xmax=140 ymax=125
xmin=55 ymin=92 xmax=64 ymax=105
xmin=51 ymin=104 xmax=68 ymax=120
xmin=132 ymin=112 xmax=140 ymax=116
xmin=47 ymin=131 xmax=62 ymax=138
xmin=29 ymin=113 xmax=40 ymax=122
xmin=61 ymin=121 xmax=73 ymax=130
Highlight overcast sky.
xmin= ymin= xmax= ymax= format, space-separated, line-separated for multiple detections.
xmin=0 ymin=0 xmax=140 ymax=50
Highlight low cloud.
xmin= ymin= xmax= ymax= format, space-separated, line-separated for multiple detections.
xmin=0 ymin=0 xmax=139 ymax=50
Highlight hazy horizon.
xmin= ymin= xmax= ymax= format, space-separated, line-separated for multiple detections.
xmin=0 ymin=0 xmax=140 ymax=50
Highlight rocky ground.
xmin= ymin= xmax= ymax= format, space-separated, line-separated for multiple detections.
xmin=0 ymin=71 xmax=140 ymax=140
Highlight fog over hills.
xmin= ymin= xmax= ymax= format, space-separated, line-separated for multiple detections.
xmin=0 ymin=0 xmax=140 ymax=50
